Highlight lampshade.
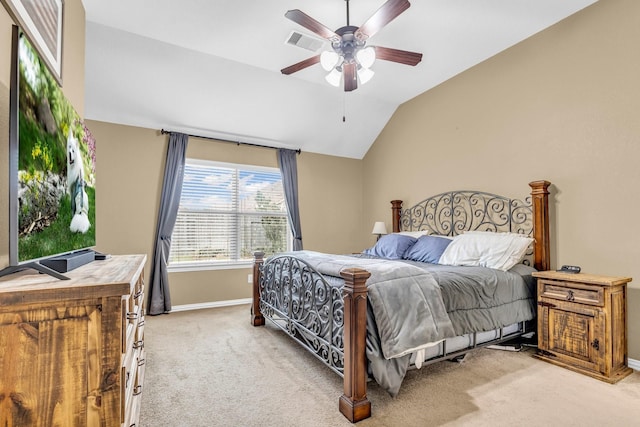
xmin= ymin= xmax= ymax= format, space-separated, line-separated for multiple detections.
xmin=325 ymin=68 xmax=342 ymax=87
xmin=356 ymin=46 xmax=376 ymax=69
xmin=320 ymin=51 xmax=340 ymax=71
xmin=358 ymin=68 xmax=374 ymax=85
xmin=371 ymin=221 xmax=387 ymax=235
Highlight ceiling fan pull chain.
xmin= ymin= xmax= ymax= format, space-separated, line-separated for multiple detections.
xmin=343 ymin=93 xmax=347 ymax=122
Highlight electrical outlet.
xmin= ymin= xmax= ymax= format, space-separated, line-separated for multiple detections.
xmin=247 ymin=274 xmax=253 ymax=283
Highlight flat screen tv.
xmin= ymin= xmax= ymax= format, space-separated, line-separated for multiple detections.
xmin=0 ymin=26 xmax=97 ymax=279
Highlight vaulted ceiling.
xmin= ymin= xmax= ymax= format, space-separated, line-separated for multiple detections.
xmin=82 ymin=0 xmax=597 ymax=159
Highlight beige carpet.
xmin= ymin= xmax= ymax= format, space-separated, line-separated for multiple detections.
xmin=140 ymin=305 xmax=640 ymax=427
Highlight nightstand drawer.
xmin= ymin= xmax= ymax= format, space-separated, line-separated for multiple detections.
xmin=538 ymin=279 xmax=603 ymax=306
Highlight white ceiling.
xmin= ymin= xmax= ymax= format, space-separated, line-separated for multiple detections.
xmin=82 ymin=0 xmax=597 ymax=159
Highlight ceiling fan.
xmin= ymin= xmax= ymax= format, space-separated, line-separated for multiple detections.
xmin=281 ymin=0 xmax=423 ymax=92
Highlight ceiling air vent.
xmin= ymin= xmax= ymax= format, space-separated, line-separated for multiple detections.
xmin=285 ymin=31 xmax=326 ymax=52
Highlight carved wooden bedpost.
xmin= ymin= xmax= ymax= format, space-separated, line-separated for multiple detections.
xmin=251 ymin=251 xmax=265 ymax=326
xmin=339 ymin=267 xmax=371 ymax=423
xmin=529 ymin=181 xmax=551 ymax=272
xmin=391 ymin=200 xmax=403 ymax=233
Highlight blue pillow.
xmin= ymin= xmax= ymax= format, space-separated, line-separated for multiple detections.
xmin=363 ymin=234 xmax=417 ymax=259
xmin=403 ymin=235 xmax=452 ymax=264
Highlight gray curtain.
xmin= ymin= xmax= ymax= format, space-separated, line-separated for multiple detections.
xmin=277 ymin=149 xmax=303 ymax=250
xmin=148 ymin=132 xmax=189 ymax=315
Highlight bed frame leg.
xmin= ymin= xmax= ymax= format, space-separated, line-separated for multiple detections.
xmin=339 ymin=268 xmax=371 ymax=423
xmin=251 ymin=251 xmax=265 ymax=326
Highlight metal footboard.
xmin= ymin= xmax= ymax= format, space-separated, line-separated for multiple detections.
xmin=259 ymin=254 xmax=346 ymax=376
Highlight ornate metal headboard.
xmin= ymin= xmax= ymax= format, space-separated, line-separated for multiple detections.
xmin=391 ymin=181 xmax=551 ymax=270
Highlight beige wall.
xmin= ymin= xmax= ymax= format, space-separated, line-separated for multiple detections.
xmin=363 ymin=0 xmax=640 ymax=359
xmin=86 ymin=120 xmax=365 ymax=306
xmin=0 ymin=0 xmax=85 ymax=267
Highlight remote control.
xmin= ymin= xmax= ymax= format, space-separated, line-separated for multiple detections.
xmin=557 ymin=265 xmax=581 ymax=274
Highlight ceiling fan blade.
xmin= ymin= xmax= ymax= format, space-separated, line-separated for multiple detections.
xmin=355 ymin=0 xmax=411 ymax=41
xmin=374 ymin=46 xmax=422 ymax=66
xmin=285 ymin=10 xmax=341 ymax=42
xmin=343 ymin=62 xmax=357 ymax=92
xmin=281 ymin=55 xmax=321 ymax=75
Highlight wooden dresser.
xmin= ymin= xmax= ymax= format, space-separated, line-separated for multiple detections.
xmin=0 ymin=254 xmax=146 ymax=426
xmin=533 ymin=270 xmax=633 ymax=383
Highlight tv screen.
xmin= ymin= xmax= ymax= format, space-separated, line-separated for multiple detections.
xmin=5 ymin=27 xmax=96 ymax=271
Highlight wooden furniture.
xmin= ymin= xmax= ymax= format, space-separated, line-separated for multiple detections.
xmin=252 ymin=181 xmax=551 ymax=423
xmin=0 ymin=254 xmax=147 ymax=427
xmin=533 ymin=270 xmax=633 ymax=383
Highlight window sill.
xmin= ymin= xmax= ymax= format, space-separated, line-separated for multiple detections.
xmin=168 ymin=261 xmax=253 ymax=273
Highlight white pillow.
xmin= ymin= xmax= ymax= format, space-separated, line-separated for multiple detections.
xmin=395 ymin=230 xmax=430 ymax=238
xmin=438 ymin=231 xmax=533 ymax=271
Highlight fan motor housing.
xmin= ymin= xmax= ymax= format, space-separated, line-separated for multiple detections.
xmin=333 ymin=26 xmax=365 ymax=63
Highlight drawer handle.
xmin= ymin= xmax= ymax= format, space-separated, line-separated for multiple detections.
xmin=133 ymin=340 xmax=144 ymax=349
xmin=138 ymin=358 xmax=146 ymax=367
xmin=591 ymin=339 xmax=600 ymax=351
xmin=127 ymin=312 xmax=139 ymax=320
xmin=133 ymin=385 xmax=143 ymax=396
xmin=566 ymin=290 xmax=575 ymax=302
xmin=538 ymin=301 xmax=556 ymax=308
xmin=138 ymin=319 xmax=145 ymax=328
xmin=133 ymin=289 xmax=143 ymax=300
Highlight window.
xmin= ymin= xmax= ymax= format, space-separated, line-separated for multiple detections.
xmin=168 ymin=159 xmax=290 ymax=270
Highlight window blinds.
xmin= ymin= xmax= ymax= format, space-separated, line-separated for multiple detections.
xmin=169 ymin=161 xmax=289 ymax=265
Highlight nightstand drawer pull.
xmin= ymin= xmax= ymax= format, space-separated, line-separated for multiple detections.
xmin=566 ymin=290 xmax=575 ymax=301
xmin=591 ymin=339 xmax=600 ymax=351
xmin=127 ymin=312 xmax=139 ymax=320
xmin=133 ymin=340 xmax=144 ymax=349
xmin=133 ymin=385 xmax=143 ymax=396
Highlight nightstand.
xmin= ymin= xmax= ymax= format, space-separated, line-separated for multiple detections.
xmin=532 ymin=270 xmax=633 ymax=383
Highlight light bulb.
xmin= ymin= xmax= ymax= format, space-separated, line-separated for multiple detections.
xmin=325 ymin=68 xmax=342 ymax=87
xmin=358 ymin=68 xmax=374 ymax=85
xmin=356 ymin=46 xmax=376 ymax=69
xmin=320 ymin=51 xmax=340 ymax=71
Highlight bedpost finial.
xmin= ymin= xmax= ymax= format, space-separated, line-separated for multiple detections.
xmin=529 ymin=180 xmax=550 ymax=194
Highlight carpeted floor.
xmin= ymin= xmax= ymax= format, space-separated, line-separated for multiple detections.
xmin=139 ymin=304 xmax=640 ymax=427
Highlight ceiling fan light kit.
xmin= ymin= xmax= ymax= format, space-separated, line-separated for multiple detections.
xmin=281 ymin=0 xmax=422 ymax=92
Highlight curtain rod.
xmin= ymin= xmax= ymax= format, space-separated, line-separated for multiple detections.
xmin=160 ymin=129 xmax=301 ymax=154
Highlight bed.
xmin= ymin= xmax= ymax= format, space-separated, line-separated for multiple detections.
xmin=250 ymin=180 xmax=551 ymax=423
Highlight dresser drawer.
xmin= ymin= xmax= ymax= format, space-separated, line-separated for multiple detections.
xmin=122 ymin=292 xmax=144 ymax=355
xmin=538 ymin=279 xmax=604 ymax=306
xmin=121 ymin=339 xmax=139 ymax=423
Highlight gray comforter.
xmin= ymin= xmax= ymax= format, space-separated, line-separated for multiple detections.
xmin=271 ymin=251 xmax=536 ymax=397
xmin=291 ymin=251 xmax=456 ymax=359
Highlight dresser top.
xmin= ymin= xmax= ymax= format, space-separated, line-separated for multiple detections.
xmin=0 ymin=254 xmax=147 ymax=305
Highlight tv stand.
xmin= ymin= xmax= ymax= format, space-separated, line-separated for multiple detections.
xmin=0 ymin=262 xmax=70 ymax=280
xmin=0 ymin=249 xmax=99 ymax=280
xmin=0 ymin=254 xmax=147 ymax=426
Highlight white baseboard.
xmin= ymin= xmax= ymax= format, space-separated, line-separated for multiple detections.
xmin=628 ymin=358 xmax=640 ymax=371
xmin=171 ymin=298 xmax=252 ymax=312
